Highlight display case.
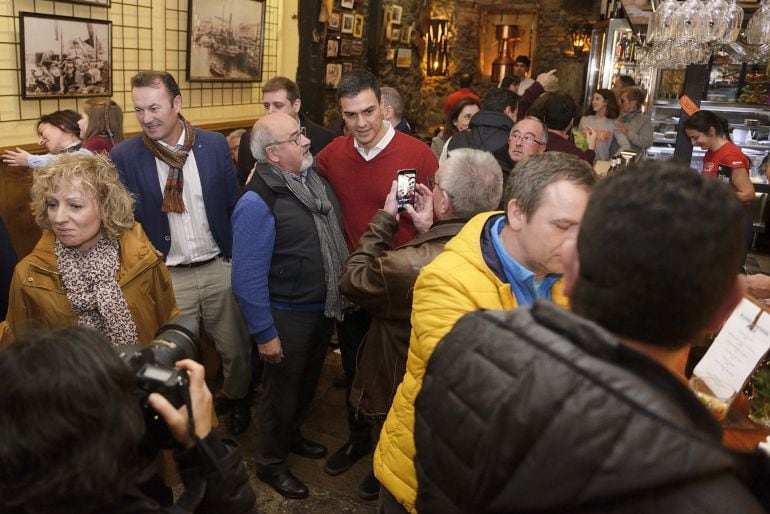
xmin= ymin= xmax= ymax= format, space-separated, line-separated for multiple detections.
xmin=646 ymin=62 xmax=770 ymax=179
xmin=583 ymin=18 xmax=650 ymax=108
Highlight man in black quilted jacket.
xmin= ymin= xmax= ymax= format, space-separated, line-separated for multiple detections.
xmin=414 ymin=159 xmax=770 ymax=513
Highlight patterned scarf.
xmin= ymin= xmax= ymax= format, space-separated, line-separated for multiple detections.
xmin=141 ymin=115 xmax=196 ymax=213
xmin=55 ymin=235 xmax=139 ymax=347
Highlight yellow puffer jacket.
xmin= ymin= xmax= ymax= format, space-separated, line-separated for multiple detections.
xmin=373 ymin=212 xmax=568 ymax=512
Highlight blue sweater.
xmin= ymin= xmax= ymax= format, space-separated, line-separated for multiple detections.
xmin=231 ymin=192 xmax=278 ymax=344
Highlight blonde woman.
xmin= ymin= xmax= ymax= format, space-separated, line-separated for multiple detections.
xmin=1 ymin=153 xmax=177 ymax=345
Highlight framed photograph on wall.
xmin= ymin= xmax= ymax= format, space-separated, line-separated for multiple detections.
xmin=339 ymin=38 xmax=352 ymax=57
xmin=60 ymin=0 xmax=111 ymax=5
xmin=391 ymin=27 xmax=401 ymax=42
xmin=341 ymin=0 xmax=354 ymax=8
xmin=353 ymin=14 xmax=364 ymax=38
xmin=326 ymin=63 xmax=343 ymax=88
xmin=351 ymin=39 xmax=364 ymax=56
xmin=329 ymin=12 xmax=341 ymax=31
xmin=391 ymin=5 xmax=403 ymax=24
xmin=386 ymin=48 xmax=395 ymax=61
xmin=326 ymin=38 xmax=340 ymax=58
xmin=395 ymin=47 xmax=411 ymax=68
xmin=400 ymin=24 xmax=412 ymax=44
xmin=20 ymin=12 xmax=112 ymax=99
xmin=186 ymin=0 xmax=265 ymax=82
xmin=342 ymin=62 xmax=353 ymax=74
xmin=341 ymin=13 xmax=355 ymax=34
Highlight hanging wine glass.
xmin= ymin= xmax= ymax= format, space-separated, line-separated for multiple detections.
xmin=672 ymin=0 xmax=707 ymax=66
xmin=649 ymin=0 xmax=681 ymax=67
xmin=745 ymin=0 xmax=770 ymax=62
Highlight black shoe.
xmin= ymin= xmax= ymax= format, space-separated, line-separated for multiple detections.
xmin=324 ymin=442 xmax=370 ymax=476
xmin=214 ymin=396 xmax=232 ymax=415
xmin=357 ymin=470 xmax=380 ymax=501
xmin=291 ymin=437 xmax=327 ymax=459
xmin=257 ymin=469 xmax=309 ymax=499
xmin=230 ymin=397 xmax=252 ymax=435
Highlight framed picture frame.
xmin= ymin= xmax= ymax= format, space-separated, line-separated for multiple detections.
xmin=395 ymin=47 xmax=411 ymax=68
xmin=351 ymin=39 xmax=364 ymax=56
xmin=400 ymin=24 xmax=412 ymax=44
xmin=341 ymin=13 xmax=355 ymax=34
xmin=20 ymin=12 xmax=112 ymax=99
xmin=59 ymin=0 xmax=111 ymax=5
xmin=339 ymin=38 xmax=352 ymax=57
xmin=391 ymin=27 xmax=401 ymax=42
xmin=186 ymin=0 xmax=265 ymax=82
xmin=353 ymin=14 xmax=364 ymax=38
xmin=386 ymin=48 xmax=395 ymax=61
xmin=326 ymin=63 xmax=343 ymax=88
xmin=329 ymin=12 xmax=341 ymax=31
xmin=326 ymin=38 xmax=340 ymax=58
xmin=391 ymin=5 xmax=403 ymax=24
xmin=342 ymin=62 xmax=353 ymax=74
xmin=341 ymin=0 xmax=354 ymax=8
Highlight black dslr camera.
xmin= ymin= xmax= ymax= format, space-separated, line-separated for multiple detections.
xmin=118 ymin=316 xmax=201 ymax=448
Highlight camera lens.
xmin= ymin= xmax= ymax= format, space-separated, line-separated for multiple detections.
xmin=147 ymin=316 xmax=201 ymax=368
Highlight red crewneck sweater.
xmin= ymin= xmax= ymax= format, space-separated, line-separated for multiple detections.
xmin=317 ymin=131 xmax=438 ymax=250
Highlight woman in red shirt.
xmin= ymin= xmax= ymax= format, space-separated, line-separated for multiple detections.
xmin=683 ymin=110 xmax=755 ymax=206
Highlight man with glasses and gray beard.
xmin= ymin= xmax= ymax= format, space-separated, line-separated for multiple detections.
xmin=231 ymin=112 xmax=348 ymax=499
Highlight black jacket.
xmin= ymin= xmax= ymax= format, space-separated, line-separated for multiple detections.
xmin=237 ymin=113 xmax=335 ymax=187
xmin=446 ymin=110 xmax=512 ymax=154
xmin=446 ymin=111 xmax=514 ymax=175
xmin=5 ymin=430 xmax=256 ymax=514
xmin=415 ymin=302 xmax=770 ymax=513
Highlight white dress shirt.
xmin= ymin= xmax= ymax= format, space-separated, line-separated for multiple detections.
xmin=154 ymin=127 xmax=221 ymax=266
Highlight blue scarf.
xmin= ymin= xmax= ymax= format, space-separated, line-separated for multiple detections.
xmin=489 ymin=216 xmax=561 ymax=306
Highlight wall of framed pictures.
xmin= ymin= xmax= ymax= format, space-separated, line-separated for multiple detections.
xmin=0 ymin=0 xmax=289 ymax=148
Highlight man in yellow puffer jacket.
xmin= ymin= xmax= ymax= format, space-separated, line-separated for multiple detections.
xmin=373 ymin=152 xmax=597 ymax=513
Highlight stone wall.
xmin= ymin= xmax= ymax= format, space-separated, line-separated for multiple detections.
xmin=317 ymin=0 xmax=600 ymax=135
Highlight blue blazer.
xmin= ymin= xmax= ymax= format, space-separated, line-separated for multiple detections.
xmin=111 ymin=128 xmax=240 ymax=258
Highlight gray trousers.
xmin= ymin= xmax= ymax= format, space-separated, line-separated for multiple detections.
xmin=168 ymin=257 xmax=251 ymax=399
xmin=254 ymin=308 xmax=333 ymax=474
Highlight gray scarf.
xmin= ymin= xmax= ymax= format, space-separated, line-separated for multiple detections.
xmin=270 ymin=165 xmax=348 ymax=321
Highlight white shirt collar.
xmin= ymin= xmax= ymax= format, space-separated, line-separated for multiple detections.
xmin=353 ymin=120 xmax=395 ymax=161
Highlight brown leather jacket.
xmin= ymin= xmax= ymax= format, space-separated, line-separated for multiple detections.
xmin=1 ymin=223 xmax=178 ymax=346
xmin=340 ymin=210 xmax=465 ymax=420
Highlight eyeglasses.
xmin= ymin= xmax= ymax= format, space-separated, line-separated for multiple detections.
xmin=509 ymin=132 xmax=544 ymax=146
xmin=271 ymin=126 xmax=307 ymax=147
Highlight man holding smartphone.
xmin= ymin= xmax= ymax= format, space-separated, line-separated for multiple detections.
xmin=316 ymin=69 xmax=438 ymax=500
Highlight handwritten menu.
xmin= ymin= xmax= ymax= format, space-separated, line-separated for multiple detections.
xmin=694 ymin=298 xmax=770 ymax=400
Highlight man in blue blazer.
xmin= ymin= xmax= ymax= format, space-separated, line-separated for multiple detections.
xmin=111 ymin=71 xmax=252 ymax=434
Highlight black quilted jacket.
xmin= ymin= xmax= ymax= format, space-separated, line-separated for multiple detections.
xmin=414 ymin=301 xmax=770 ymax=514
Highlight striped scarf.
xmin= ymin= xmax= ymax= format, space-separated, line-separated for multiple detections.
xmin=142 ymin=115 xmax=196 ymax=213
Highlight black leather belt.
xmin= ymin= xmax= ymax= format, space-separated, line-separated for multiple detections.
xmin=169 ymin=254 xmax=221 ymax=268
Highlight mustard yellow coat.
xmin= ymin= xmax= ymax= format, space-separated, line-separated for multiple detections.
xmin=373 ymin=212 xmax=568 ymax=512
xmin=0 ymin=223 xmax=178 ymax=346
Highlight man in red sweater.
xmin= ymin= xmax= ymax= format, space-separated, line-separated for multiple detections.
xmin=316 ymin=69 xmax=438 ymax=501
xmin=317 ymin=70 xmax=438 ymax=250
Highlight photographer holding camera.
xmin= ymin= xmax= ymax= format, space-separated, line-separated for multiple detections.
xmin=0 ymin=326 xmax=256 ymax=514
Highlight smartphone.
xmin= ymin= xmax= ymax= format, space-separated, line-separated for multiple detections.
xmin=396 ymin=169 xmax=417 ymax=212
